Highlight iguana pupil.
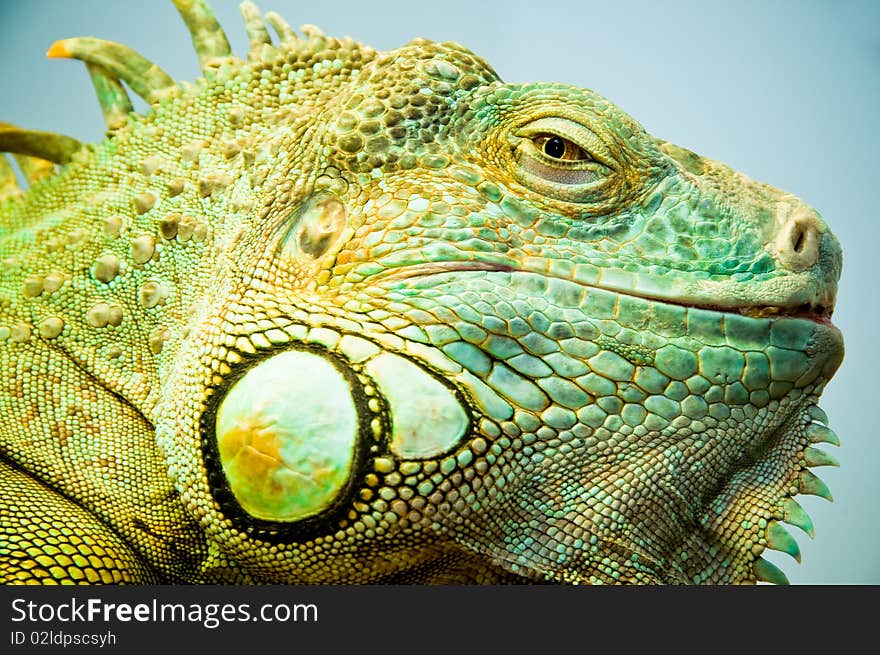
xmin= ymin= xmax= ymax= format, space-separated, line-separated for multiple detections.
xmin=544 ymin=136 xmax=566 ymax=159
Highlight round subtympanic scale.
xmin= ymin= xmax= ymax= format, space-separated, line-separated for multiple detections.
xmin=214 ymin=349 xmax=359 ymax=522
xmin=365 ymin=352 xmax=468 ymax=459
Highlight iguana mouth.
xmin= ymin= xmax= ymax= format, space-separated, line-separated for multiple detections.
xmin=375 ymin=262 xmax=837 ymax=326
xmin=634 ymin=297 xmax=833 ymax=324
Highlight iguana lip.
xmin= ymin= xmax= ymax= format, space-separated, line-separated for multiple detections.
xmin=374 ymin=262 xmax=836 ymax=326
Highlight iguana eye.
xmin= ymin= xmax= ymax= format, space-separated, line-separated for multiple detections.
xmin=534 ymin=134 xmax=588 ymax=161
xmin=512 ymin=116 xmax=614 ymax=200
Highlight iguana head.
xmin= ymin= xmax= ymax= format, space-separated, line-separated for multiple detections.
xmin=41 ymin=2 xmax=838 ymax=583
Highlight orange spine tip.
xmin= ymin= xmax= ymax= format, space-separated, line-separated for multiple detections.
xmin=46 ymin=40 xmax=71 ymax=59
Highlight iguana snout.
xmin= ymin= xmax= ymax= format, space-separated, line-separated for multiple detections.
xmin=656 ymin=140 xmax=841 ymax=320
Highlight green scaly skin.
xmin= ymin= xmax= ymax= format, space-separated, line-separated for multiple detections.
xmin=0 ymin=0 xmax=843 ymax=584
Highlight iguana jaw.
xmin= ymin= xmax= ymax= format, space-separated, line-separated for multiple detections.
xmin=366 ymin=266 xmax=842 ymax=583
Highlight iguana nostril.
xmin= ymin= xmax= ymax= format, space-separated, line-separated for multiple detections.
xmin=792 ymin=225 xmax=806 ymax=254
xmin=773 ymin=204 xmax=823 ymax=272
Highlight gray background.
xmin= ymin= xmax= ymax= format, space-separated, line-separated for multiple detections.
xmin=0 ymin=0 xmax=876 ymax=584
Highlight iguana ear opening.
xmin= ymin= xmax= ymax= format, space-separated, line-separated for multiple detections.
xmin=278 ymin=192 xmax=349 ymax=263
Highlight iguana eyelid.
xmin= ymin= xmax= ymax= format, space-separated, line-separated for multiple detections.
xmin=511 ymin=130 xmax=612 ymax=200
xmin=518 ymin=139 xmax=608 ymax=173
xmin=516 ymin=140 xmax=609 ymax=187
xmin=512 ymin=149 xmax=610 ymax=204
xmin=515 ymin=116 xmax=617 ymax=170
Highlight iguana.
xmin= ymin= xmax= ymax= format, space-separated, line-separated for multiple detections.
xmin=0 ymin=0 xmax=844 ymax=585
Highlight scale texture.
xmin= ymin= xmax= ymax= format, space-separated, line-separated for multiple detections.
xmin=0 ymin=0 xmax=844 ymax=584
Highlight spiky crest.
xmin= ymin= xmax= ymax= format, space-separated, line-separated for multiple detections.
xmin=0 ymin=0 xmax=317 ymax=191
